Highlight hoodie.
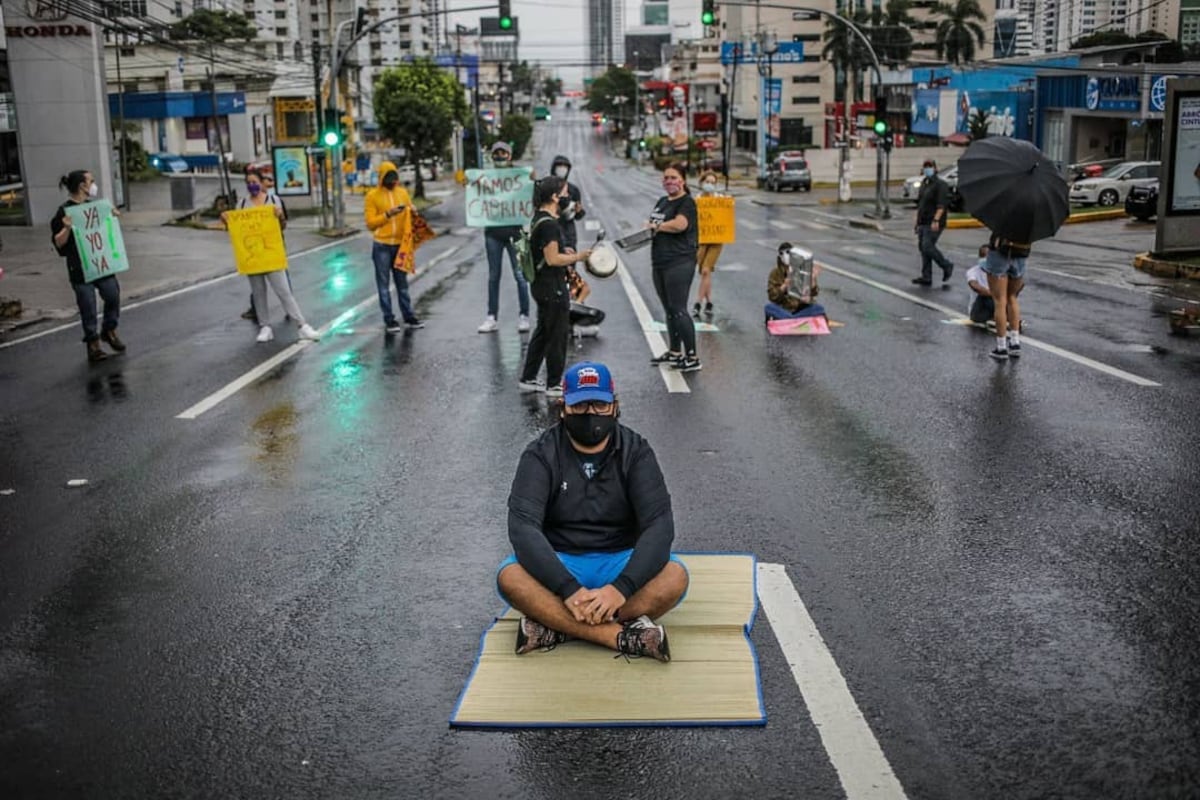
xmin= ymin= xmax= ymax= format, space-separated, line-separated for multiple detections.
xmin=364 ymin=161 xmax=413 ymax=246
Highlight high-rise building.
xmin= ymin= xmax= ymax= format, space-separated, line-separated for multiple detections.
xmin=586 ymin=0 xmax=625 ymax=77
xmin=995 ymin=8 xmax=1039 ymax=57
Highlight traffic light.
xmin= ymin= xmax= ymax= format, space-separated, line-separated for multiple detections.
xmin=701 ymin=0 xmax=716 ymax=25
xmin=354 ymin=7 xmax=368 ymax=37
xmin=322 ymin=107 xmax=342 ymax=147
xmin=499 ymin=0 xmax=513 ymax=30
xmin=873 ymin=118 xmax=889 ymax=137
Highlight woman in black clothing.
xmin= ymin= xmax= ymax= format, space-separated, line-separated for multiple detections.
xmin=647 ymin=163 xmax=700 ymax=372
xmin=518 ymin=176 xmax=593 ymax=398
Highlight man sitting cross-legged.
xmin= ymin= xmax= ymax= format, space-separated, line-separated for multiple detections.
xmin=497 ymin=361 xmax=689 ymax=663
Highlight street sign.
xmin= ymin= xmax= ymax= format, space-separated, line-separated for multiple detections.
xmin=720 ymin=41 xmax=803 ymax=65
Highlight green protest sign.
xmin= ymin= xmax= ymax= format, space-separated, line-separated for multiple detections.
xmin=464 ymin=167 xmax=535 ymax=227
xmin=66 ymin=200 xmax=129 ymax=283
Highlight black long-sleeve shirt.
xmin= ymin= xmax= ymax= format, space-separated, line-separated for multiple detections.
xmin=507 ymin=423 xmax=674 ymax=600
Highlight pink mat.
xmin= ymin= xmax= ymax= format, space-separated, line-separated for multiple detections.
xmin=767 ymin=315 xmax=831 ymax=335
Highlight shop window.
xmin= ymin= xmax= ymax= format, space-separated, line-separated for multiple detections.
xmin=792 ymin=75 xmax=819 ymax=84
xmin=185 ymin=118 xmax=207 ymax=141
xmin=791 ymin=96 xmax=821 ymax=105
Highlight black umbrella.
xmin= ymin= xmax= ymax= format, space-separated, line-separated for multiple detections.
xmin=956 ymin=137 xmax=1070 ymax=244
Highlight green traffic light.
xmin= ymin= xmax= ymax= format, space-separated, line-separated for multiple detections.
xmin=499 ymin=16 xmax=512 ymax=29
xmin=323 ymin=130 xmax=341 ymax=147
xmin=701 ymin=11 xmax=714 ymax=24
xmin=873 ymin=120 xmax=887 ymax=136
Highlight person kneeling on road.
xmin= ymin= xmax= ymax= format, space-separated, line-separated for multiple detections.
xmin=765 ymin=242 xmax=825 ymax=321
xmin=966 ymin=244 xmax=995 ymax=325
xmin=497 ymin=361 xmax=689 ymax=663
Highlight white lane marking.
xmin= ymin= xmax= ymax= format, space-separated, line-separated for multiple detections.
xmin=848 ymin=246 xmax=876 ymax=256
xmin=758 ymin=562 xmax=909 ymax=800
xmin=612 ymin=255 xmax=690 ymax=393
xmin=584 ymin=220 xmax=602 ymax=231
xmin=739 ymin=218 xmax=765 ymax=231
xmin=717 ymin=262 xmax=749 ymax=272
xmin=769 ymin=219 xmax=793 ymax=230
xmin=802 ymin=220 xmax=832 ymax=231
xmin=816 ymin=261 xmax=1161 ymax=387
xmin=0 ymin=234 xmax=364 ymax=351
xmin=176 ymin=244 xmax=464 ymax=419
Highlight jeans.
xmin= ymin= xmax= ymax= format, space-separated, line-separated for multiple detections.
xmin=72 ymin=275 xmax=120 ymax=342
xmin=485 ymin=233 xmax=529 ymax=318
xmin=765 ymin=302 xmax=826 ymax=320
xmin=652 ymin=258 xmax=697 ymax=356
xmin=521 ymin=285 xmax=571 ymax=386
xmin=983 ymin=250 xmax=1027 ymax=279
xmin=372 ymin=241 xmax=418 ymax=324
xmin=917 ymin=224 xmax=953 ymax=280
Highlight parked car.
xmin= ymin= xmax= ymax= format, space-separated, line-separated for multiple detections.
xmin=1125 ymin=179 xmax=1159 ymax=221
xmin=901 ymin=165 xmax=963 ymax=211
xmin=1068 ymin=157 xmax=1123 ymax=183
xmin=533 ymin=105 xmax=551 ymax=121
xmin=765 ymin=152 xmax=811 ymax=192
xmin=1070 ymin=161 xmax=1160 ymax=207
xmin=149 ymin=153 xmax=190 ymax=174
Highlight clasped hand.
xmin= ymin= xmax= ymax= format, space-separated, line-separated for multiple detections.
xmin=565 ymin=585 xmax=626 ymax=625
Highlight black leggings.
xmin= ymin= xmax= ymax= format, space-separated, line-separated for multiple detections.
xmin=521 ymin=293 xmax=571 ymax=386
xmin=652 ymin=258 xmax=697 ymax=357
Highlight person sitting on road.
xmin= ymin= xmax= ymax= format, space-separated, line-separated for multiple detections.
xmin=765 ymin=242 xmax=826 ymax=321
xmin=498 ymin=361 xmax=689 ymax=663
xmin=567 ymin=266 xmax=605 ymax=338
xmin=966 ymin=244 xmax=995 ymax=326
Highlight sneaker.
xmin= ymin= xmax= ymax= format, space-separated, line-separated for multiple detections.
xmin=477 ymin=315 xmax=499 ymax=333
xmin=615 ymin=615 xmax=670 ymax=663
xmin=673 ymin=356 xmax=702 ymax=373
xmin=911 ymin=277 xmax=933 ymax=286
xmin=517 ymin=378 xmax=545 ymax=393
xmin=515 ymin=617 xmax=568 ymax=655
xmin=256 ymin=325 xmax=274 ymax=343
xmin=517 ymin=314 xmax=531 ymax=333
xmin=100 ymin=328 xmax=126 ymax=352
xmin=1008 ymin=341 xmax=1022 ymax=358
xmin=544 ymin=385 xmax=564 ymax=399
xmin=241 ymin=308 xmax=258 ymax=322
xmin=990 ymin=347 xmax=1009 ymax=361
xmin=385 ymin=320 xmax=403 ymax=333
xmin=692 ymin=302 xmax=702 ymax=318
xmin=298 ymin=324 xmax=321 ymax=341
xmin=650 ymin=350 xmax=681 ymax=365
xmin=404 ymin=319 xmax=425 ymax=329
xmin=704 ymin=302 xmax=714 ymax=316
xmin=942 ymin=263 xmax=955 ymax=282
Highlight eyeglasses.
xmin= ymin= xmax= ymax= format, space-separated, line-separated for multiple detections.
xmin=566 ymin=401 xmax=614 ymax=414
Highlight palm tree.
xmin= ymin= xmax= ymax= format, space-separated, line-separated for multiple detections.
xmin=933 ymin=0 xmax=988 ymax=65
xmin=822 ymin=8 xmax=873 ymax=105
xmin=872 ymin=0 xmax=916 ymax=66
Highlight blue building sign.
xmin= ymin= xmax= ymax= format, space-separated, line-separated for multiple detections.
xmin=720 ymin=41 xmax=803 ymax=65
xmin=912 ymin=89 xmax=942 ymax=137
xmin=1084 ymin=75 xmax=1140 ymax=112
xmin=1150 ymin=74 xmax=1179 ymax=113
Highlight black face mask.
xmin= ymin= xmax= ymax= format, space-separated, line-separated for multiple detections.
xmin=382 ymin=172 xmax=399 ymax=189
xmin=557 ymin=195 xmax=571 ymax=211
xmin=563 ymin=413 xmax=616 ymax=448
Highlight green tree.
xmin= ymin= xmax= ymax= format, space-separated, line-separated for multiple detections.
xmin=374 ymin=60 xmax=469 ymax=198
xmin=933 ymin=0 xmax=988 ymax=65
xmin=871 ymin=0 xmax=916 ymax=66
xmin=542 ymin=77 xmax=564 ymax=105
xmin=968 ymin=108 xmax=990 ymax=141
xmin=498 ymin=114 xmax=533 ymax=160
xmin=1070 ymin=30 xmax=1134 ymax=49
xmin=586 ymin=66 xmax=638 ymax=124
xmin=507 ymin=60 xmax=536 ymax=112
xmin=169 ymin=9 xmax=256 ymax=40
xmin=823 ymin=9 xmax=873 ymax=105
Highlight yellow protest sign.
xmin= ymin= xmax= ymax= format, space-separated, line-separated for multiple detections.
xmin=697 ymin=196 xmax=736 ymax=244
xmin=226 ymin=205 xmax=288 ymax=275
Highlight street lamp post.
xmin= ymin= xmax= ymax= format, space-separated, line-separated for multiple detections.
xmin=755 ymin=32 xmax=778 ymax=188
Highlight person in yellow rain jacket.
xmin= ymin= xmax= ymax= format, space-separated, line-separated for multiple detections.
xmin=365 ymin=161 xmax=424 ymax=332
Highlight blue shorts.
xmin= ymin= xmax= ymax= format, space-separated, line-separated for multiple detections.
xmin=496 ymin=550 xmax=688 ymax=600
xmin=984 ymin=249 xmax=1027 ymax=280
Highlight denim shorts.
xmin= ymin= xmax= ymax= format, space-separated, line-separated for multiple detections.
xmin=496 ymin=550 xmax=688 ymax=598
xmin=984 ymin=249 xmax=1027 ymax=279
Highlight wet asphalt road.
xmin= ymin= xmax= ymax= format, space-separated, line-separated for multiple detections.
xmin=2 ymin=111 xmax=1200 ymax=800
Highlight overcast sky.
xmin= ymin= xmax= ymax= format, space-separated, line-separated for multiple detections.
xmin=446 ymin=0 xmax=642 ymax=89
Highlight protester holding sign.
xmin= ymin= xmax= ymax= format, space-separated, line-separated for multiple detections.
xmin=50 ymin=170 xmax=125 ymax=363
xmin=364 ymin=160 xmax=423 ymax=332
xmin=693 ymin=170 xmax=727 ymax=319
xmin=221 ymin=170 xmax=320 ymax=344
xmin=476 ymin=141 xmax=532 ymax=334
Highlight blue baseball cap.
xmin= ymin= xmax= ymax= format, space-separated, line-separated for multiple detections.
xmin=562 ymin=361 xmax=615 ymax=406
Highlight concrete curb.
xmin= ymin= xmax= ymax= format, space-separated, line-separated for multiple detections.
xmin=946 ymin=209 xmax=1127 ymax=230
xmin=1133 ymin=252 xmax=1200 ymax=280
xmin=848 ymin=218 xmax=884 ymax=232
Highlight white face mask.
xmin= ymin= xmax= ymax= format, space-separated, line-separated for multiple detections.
xmin=88 ymin=182 xmax=99 ymax=198
xmin=779 ymin=251 xmax=791 ymax=267
xmin=554 ymin=166 xmax=569 ymax=178
xmin=701 ymin=182 xmax=716 ymax=193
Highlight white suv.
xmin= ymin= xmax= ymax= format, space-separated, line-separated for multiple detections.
xmin=1070 ymin=161 xmax=1160 ymax=207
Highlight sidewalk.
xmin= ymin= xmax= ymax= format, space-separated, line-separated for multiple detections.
xmin=0 ymin=177 xmax=462 ymax=339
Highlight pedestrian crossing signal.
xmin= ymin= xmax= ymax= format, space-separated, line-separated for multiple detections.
xmin=701 ymin=0 xmax=715 ymax=25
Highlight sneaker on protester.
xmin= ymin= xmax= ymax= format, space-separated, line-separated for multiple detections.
xmin=385 ymin=320 xmax=404 ymax=333
xmin=517 ymin=378 xmax=545 ymax=393
xmin=404 ymin=319 xmax=425 ymax=329
xmin=615 ymin=615 xmax=670 ymax=663
xmin=990 ymin=347 xmax=1009 ymax=361
xmin=650 ymin=350 xmax=681 ymax=365
xmin=673 ymin=356 xmax=702 ymax=373
xmin=256 ymin=325 xmax=274 ymax=343
xmin=478 ymin=315 xmax=500 ymax=333
xmin=515 ymin=617 xmax=569 ymax=655
xmin=517 ymin=314 xmax=531 ymax=333
xmin=544 ymin=385 xmax=564 ymax=399
xmin=298 ymin=324 xmax=321 ymax=341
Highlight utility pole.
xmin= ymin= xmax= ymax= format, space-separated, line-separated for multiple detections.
xmin=206 ymin=46 xmax=233 ymax=207
xmin=312 ymin=38 xmax=330 ymax=229
xmin=114 ymin=34 xmax=129 ymax=209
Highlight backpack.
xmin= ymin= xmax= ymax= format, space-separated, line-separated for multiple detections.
xmin=516 ymin=215 xmax=553 ymax=283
